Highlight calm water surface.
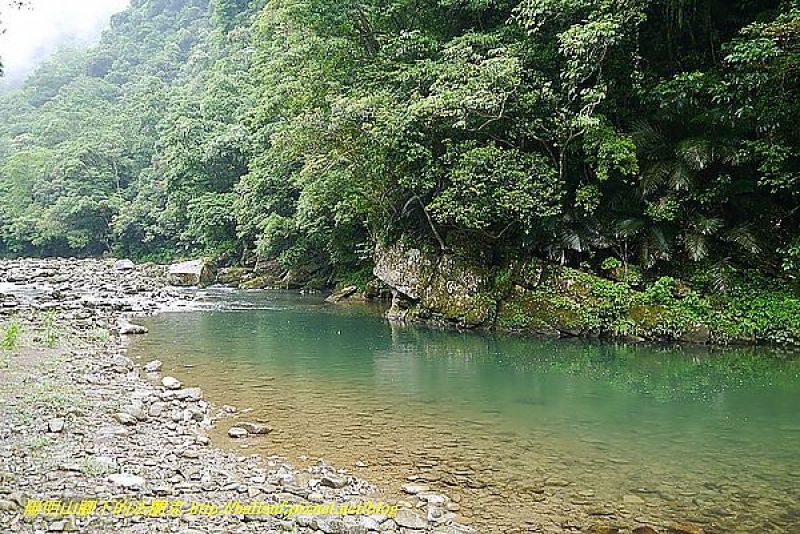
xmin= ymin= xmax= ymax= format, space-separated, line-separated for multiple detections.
xmin=128 ymin=290 xmax=800 ymax=533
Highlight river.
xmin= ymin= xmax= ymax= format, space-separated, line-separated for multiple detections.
xmin=127 ymin=289 xmax=800 ymax=533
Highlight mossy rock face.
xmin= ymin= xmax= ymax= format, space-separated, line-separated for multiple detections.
xmin=373 ymin=242 xmax=437 ymax=301
xmin=372 ymin=239 xmax=757 ymax=344
xmin=679 ymin=323 xmax=711 ymax=344
xmin=496 ymin=286 xmax=560 ymax=334
xmin=373 ymin=242 xmax=495 ymax=327
xmin=420 ymin=253 xmax=496 ymax=327
xmin=281 ymin=264 xmax=324 ymax=289
xmin=629 ymin=304 xmax=666 ymax=330
xmin=240 ymin=276 xmax=278 ymax=289
xmin=217 ymin=267 xmax=253 ymax=286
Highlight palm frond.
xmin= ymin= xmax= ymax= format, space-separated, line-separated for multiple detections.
xmin=631 ymin=119 xmax=666 ymax=156
xmin=684 ymin=232 xmax=708 ymax=261
xmin=668 ymin=162 xmax=693 ymax=191
xmin=725 ymin=224 xmax=761 ymax=254
xmin=641 ymin=161 xmax=672 ymax=193
xmin=614 ymin=218 xmax=645 ymax=238
xmin=676 ymin=138 xmax=713 ymax=171
xmin=694 ymin=216 xmax=723 ymax=236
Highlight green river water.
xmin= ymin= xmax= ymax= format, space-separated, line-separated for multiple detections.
xmin=127 ymin=289 xmax=800 ymax=533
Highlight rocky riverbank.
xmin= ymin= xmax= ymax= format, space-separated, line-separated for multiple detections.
xmin=0 ymin=258 xmax=473 ymax=534
xmin=365 ymin=242 xmax=800 ymax=347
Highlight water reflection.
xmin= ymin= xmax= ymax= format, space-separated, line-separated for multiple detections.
xmin=128 ymin=290 xmax=800 ymax=532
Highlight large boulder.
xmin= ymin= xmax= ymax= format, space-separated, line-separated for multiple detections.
xmin=325 ymin=285 xmax=358 ymax=303
xmin=167 ymin=259 xmax=216 ymax=287
xmin=373 ymin=242 xmax=496 ymax=327
xmin=216 ymin=266 xmax=253 ymax=286
xmin=113 ymin=259 xmax=136 ymax=271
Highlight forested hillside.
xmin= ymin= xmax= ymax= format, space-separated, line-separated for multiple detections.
xmin=1 ymin=0 xmax=799 ymax=291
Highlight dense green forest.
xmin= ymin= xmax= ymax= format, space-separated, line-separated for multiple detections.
xmin=1 ymin=0 xmax=799 ymax=291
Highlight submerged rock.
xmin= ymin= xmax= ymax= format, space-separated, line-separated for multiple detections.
xmin=238 ymin=421 xmax=272 ymax=435
xmin=325 ymin=285 xmax=358 ymax=303
xmin=669 ymin=524 xmax=705 ymax=534
xmin=228 ymin=427 xmax=249 ymax=439
xmin=395 ymin=509 xmax=428 ymax=529
xmin=143 ymin=360 xmax=162 ymax=373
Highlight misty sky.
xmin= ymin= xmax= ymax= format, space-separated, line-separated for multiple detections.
xmin=0 ymin=0 xmax=129 ymax=86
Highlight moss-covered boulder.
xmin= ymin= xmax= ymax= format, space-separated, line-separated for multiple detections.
xmin=374 ymin=242 xmax=496 ymax=327
xmin=217 ymin=267 xmax=253 ymax=286
xmin=370 ymin=240 xmax=800 ymax=345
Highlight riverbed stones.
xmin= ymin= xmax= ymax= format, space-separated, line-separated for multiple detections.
xmin=228 ymin=426 xmax=249 ymax=439
xmin=107 ymin=473 xmax=146 ymax=489
xmin=669 ymin=524 xmax=705 ymax=534
xmin=47 ymin=418 xmax=65 ymax=433
xmin=143 ymin=359 xmax=162 ymax=372
xmin=162 ymin=376 xmax=182 ymax=390
xmin=395 ymin=509 xmax=428 ymax=529
xmin=239 ymin=421 xmax=272 ymax=435
xmin=0 ymin=257 xmax=466 ymax=534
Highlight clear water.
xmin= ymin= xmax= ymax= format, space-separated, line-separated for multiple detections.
xmin=128 ymin=290 xmax=800 ymax=533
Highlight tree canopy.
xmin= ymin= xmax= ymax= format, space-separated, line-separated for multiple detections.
xmin=0 ymin=0 xmax=798 ymax=286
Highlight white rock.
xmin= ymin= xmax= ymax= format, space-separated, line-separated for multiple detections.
xmin=167 ymin=259 xmax=215 ymax=287
xmin=228 ymin=427 xmax=248 ymax=439
xmin=113 ymin=412 xmax=138 ymax=426
xmin=119 ymin=321 xmax=148 ymax=335
xmin=162 ymin=376 xmax=182 ymax=390
xmin=184 ymin=387 xmax=203 ymax=401
xmin=47 ymin=418 xmax=65 ymax=433
xmin=107 ymin=473 xmax=145 ymax=489
xmin=143 ymin=360 xmax=162 ymax=373
xmin=401 ymin=483 xmax=428 ymax=495
xmin=113 ymin=259 xmax=136 ymax=271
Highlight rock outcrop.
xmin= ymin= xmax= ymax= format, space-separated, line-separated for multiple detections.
xmin=167 ymin=259 xmax=216 ymax=287
xmin=372 ymin=241 xmax=716 ymax=343
xmin=373 ymin=243 xmax=496 ymax=328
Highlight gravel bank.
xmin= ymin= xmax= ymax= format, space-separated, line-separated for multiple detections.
xmin=0 ymin=258 xmax=474 ymax=534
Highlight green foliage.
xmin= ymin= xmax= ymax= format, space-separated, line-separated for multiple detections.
xmin=430 ymin=144 xmax=562 ymax=235
xmin=41 ymin=311 xmax=59 ymax=348
xmin=2 ymin=320 xmax=22 ymax=351
xmin=0 ymin=0 xmax=798 ymax=342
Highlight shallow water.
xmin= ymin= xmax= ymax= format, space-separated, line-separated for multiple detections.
xmin=128 ymin=290 xmax=800 ymax=533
